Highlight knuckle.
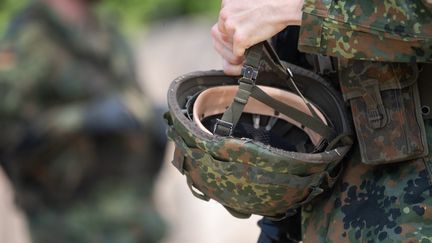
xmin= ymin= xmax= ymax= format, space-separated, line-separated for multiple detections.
xmin=229 ymin=59 xmax=241 ymax=66
xmin=226 ymin=54 xmax=242 ymax=65
xmin=233 ymin=32 xmax=246 ymax=47
xmin=224 ymin=19 xmax=236 ymax=33
xmin=221 ymin=33 xmax=230 ymax=43
xmin=219 ymin=9 xmax=229 ymax=22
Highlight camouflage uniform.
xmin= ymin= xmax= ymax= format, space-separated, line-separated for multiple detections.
xmin=0 ymin=2 xmax=165 ymax=243
xmin=297 ymin=0 xmax=432 ymax=242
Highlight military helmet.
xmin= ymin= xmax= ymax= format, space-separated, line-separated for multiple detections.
xmin=165 ymin=42 xmax=353 ymax=219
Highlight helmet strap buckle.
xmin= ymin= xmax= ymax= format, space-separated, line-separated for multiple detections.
xmin=213 ymin=118 xmax=234 ymax=136
xmin=241 ymin=65 xmax=259 ymax=83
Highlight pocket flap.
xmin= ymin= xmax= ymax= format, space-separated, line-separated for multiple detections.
xmin=340 ymin=62 xmax=419 ymax=101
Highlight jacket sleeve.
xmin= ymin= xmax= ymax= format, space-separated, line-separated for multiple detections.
xmin=298 ymin=0 xmax=432 ymax=63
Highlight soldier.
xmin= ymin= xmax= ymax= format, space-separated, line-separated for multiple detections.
xmin=0 ymin=0 xmax=166 ymax=242
xmin=212 ymin=0 xmax=432 ymax=242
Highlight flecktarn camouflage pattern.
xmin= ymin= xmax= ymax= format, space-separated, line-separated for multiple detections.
xmin=302 ymin=60 xmax=432 ymax=242
xmin=302 ymin=115 xmax=432 ymax=243
xmin=294 ymin=0 xmax=432 ymax=240
xmin=296 ymin=0 xmax=432 ymax=241
xmin=0 ymin=2 xmax=165 ymax=243
xmin=165 ymin=48 xmax=353 ymax=218
xmin=338 ymin=59 xmax=428 ymax=164
xmin=299 ymin=0 xmax=432 ymax=63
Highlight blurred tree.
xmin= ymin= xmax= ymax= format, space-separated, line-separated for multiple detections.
xmin=98 ymin=0 xmax=220 ymax=31
xmin=0 ymin=0 xmax=220 ymax=36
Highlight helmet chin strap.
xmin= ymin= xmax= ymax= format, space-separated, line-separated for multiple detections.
xmin=213 ymin=44 xmax=263 ymax=136
xmin=192 ymin=85 xmax=328 ymax=146
xmin=213 ymin=41 xmax=337 ymax=149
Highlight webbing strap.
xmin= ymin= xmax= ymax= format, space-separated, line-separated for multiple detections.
xmin=214 ymin=44 xmax=264 ymax=136
xmin=285 ymin=68 xmax=322 ymax=122
xmin=214 ymin=81 xmax=255 ymax=135
xmin=250 ymin=86 xmax=336 ymax=141
xmin=262 ymin=43 xmax=323 ymax=123
xmin=214 ymin=41 xmax=336 ymax=142
xmin=244 ymin=43 xmax=263 ymax=68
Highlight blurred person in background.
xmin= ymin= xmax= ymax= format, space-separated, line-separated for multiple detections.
xmin=0 ymin=0 xmax=166 ymax=242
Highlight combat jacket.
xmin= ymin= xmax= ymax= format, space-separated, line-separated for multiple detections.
xmin=0 ymin=1 xmax=162 ymax=207
xmin=0 ymin=2 xmax=153 ymax=152
xmin=298 ymin=0 xmax=432 ymax=63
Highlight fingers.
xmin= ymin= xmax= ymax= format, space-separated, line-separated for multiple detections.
xmin=211 ymin=24 xmax=244 ymax=75
xmin=217 ymin=8 xmax=235 ymax=44
xmin=213 ymin=41 xmax=243 ymax=65
xmin=211 ymin=25 xmax=243 ymax=65
xmin=213 ymin=0 xmax=251 ymax=75
xmin=222 ymin=59 xmax=242 ymax=76
xmin=232 ymin=32 xmax=248 ymax=58
xmin=217 ymin=10 xmax=250 ymax=59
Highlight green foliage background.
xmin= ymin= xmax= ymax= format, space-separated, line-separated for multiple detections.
xmin=0 ymin=0 xmax=27 ymax=36
xmin=0 ymin=0 xmax=220 ymax=36
xmin=98 ymin=0 xmax=220 ymax=30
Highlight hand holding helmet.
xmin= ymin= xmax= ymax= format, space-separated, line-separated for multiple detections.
xmin=211 ymin=0 xmax=304 ymax=75
xmin=165 ymin=42 xmax=353 ymax=219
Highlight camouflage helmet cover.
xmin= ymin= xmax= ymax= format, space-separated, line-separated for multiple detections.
xmin=165 ymin=42 xmax=353 ymax=218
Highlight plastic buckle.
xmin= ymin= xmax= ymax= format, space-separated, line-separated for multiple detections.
xmin=213 ymin=119 xmax=234 ymax=136
xmin=241 ymin=65 xmax=258 ymax=82
xmin=367 ymin=106 xmax=385 ymax=129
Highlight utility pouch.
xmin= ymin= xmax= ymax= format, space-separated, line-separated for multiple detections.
xmin=339 ymin=60 xmax=428 ymax=165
